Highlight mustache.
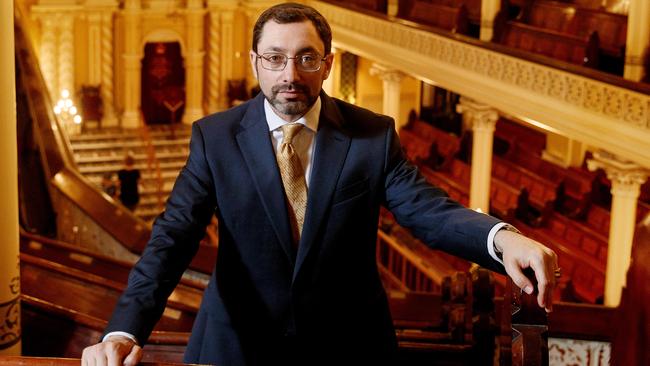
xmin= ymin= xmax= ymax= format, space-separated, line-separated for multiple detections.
xmin=271 ymin=83 xmax=309 ymax=94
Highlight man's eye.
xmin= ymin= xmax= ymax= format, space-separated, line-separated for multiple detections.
xmin=266 ymin=55 xmax=285 ymax=63
xmin=300 ymin=55 xmax=317 ymax=63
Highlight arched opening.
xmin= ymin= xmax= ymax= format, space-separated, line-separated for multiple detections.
xmin=140 ymin=42 xmax=185 ymax=124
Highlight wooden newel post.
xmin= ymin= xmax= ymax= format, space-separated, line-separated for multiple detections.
xmin=502 ymin=269 xmax=549 ymax=366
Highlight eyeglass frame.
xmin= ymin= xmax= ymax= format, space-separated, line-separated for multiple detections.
xmin=255 ymin=52 xmax=328 ymax=72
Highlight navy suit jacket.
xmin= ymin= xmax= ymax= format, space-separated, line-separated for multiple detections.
xmin=104 ymin=92 xmax=503 ymax=365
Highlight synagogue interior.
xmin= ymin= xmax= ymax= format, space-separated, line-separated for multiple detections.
xmin=1 ymin=0 xmax=649 ymax=365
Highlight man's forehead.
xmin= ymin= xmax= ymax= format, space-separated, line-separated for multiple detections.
xmin=257 ymin=20 xmax=324 ymax=53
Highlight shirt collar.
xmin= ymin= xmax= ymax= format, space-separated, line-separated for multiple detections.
xmin=264 ymin=96 xmax=321 ymax=133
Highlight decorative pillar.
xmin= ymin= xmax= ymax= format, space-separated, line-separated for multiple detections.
xmin=206 ymin=9 xmax=223 ymax=113
xmin=322 ymin=47 xmax=340 ymax=98
xmin=370 ymin=63 xmax=406 ymax=129
xmin=121 ymin=0 xmax=142 ymax=128
xmin=183 ymin=0 xmax=206 ymax=124
xmin=480 ymin=0 xmax=501 ymax=41
xmin=623 ymin=0 xmax=650 ymax=81
xmin=58 ymin=16 xmax=75 ymax=98
xmin=39 ymin=15 xmax=58 ymax=96
xmin=85 ymin=0 xmax=119 ymax=127
xmin=0 ymin=0 xmax=21 ymax=355
xmin=100 ymin=10 xmax=117 ymax=126
xmin=457 ymin=97 xmax=498 ymax=213
xmin=208 ymin=0 xmax=237 ymax=109
xmin=587 ymin=151 xmax=648 ymax=307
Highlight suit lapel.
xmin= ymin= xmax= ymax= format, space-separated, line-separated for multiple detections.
xmin=294 ymin=94 xmax=351 ymax=280
xmin=235 ymin=94 xmax=295 ymax=266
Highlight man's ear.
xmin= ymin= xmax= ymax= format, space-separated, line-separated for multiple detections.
xmin=249 ymin=50 xmax=259 ymax=79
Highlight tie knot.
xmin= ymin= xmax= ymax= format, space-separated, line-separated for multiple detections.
xmin=281 ymin=123 xmax=303 ymax=144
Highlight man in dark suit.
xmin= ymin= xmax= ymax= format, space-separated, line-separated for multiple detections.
xmin=82 ymin=3 xmax=558 ymax=365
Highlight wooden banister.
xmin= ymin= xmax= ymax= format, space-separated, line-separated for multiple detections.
xmin=139 ymin=122 xmax=165 ymax=212
xmin=0 ymin=356 xmax=198 ymax=365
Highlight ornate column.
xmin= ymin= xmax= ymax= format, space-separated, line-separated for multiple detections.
xmin=0 ymin=0 xmax=21 ymax=355
xmin=39 ymin=15 xmax=58 ymax=96
xmin=206 ymin=9 xmax=223 ymax=112
xmin=370 ymin=63 xmax=406 ymax=129
xmin=121 ymin=0 xmax=142 ymax=128
xmin=100 ymin=10 xmax=117 ymax=126
xmin=85 ymin=1 xmax=119 ymax=126
xmin=457 ymin=97 xmax=498 ymax=213
xmin=322 ymin=47 xmax=341 ymax=98
xmin=208 ymin=0 xmax=238 ymax=109
xmin=58 ymin=15 xmax=75 ymax=97
xmin=183 ymin=0 xmax=207 ymax=124
xmin=587 ymin=151 xmax=648 ymax=307
xmin=480 ymin=0 xmax=501 ymax=41
xmin=623 ymin=0 xmax=650 ymax=81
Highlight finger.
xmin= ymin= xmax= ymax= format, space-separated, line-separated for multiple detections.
xmin=106 ymin=343 xmax=128 ymax=366
xmin=504 ymin=259 xmax=534 ymax=295
xmin=529 ymin=257 xmax=551 ymax=310
xmin=123 ymin=345 xmax=143 ymax=366
xmin=96 ymin=352 xmax=108 ymax=366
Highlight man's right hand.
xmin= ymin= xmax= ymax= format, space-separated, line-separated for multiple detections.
xmin=81 ymin=335 xmax=143 ymax=366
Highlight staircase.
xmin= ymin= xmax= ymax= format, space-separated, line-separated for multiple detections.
xmin=68 ymin=125 xmax=191 ymax=222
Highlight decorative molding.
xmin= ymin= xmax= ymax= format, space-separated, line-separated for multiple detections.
xmin=311 ymin=1 xmax=650 ymax=168
xmin=549 ymin=338 xmax=610 ymax=366
xmin=0 ymin=276 xmax=20 ymax=350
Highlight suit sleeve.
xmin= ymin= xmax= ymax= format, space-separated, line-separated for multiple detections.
xmin=103 ymin=122 xmax=217 ymax=344
xmin=381 ymin=119 xmax=504 ymax=273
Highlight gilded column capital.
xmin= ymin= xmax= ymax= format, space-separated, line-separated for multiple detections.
xmin=588 ymin=151 xmax=648 ymax=197
xmin=456 ymin=97 xmax=498 ymax=132
xmin=369 ymin=63 xmax=405 ymax=84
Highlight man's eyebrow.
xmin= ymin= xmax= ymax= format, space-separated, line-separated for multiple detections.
xmin=261 ymin=46 xmax=322 ymax=54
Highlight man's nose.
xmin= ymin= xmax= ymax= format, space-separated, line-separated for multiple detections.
xmin=281 ymin=58 xmax=301 ymax=82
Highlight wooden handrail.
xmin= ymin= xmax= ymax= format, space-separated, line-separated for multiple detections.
xmin=0 ymin=356 xmax=199 ymax=365
xmin=376 ymin=229 xmax=452 ymax=290
xmin=139 ymin=122 xmax=165 ymax=211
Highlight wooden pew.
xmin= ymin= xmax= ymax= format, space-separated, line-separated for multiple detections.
xmin=399 ymin=128 xmax=431 ymax=164
xmin=331 ymin=0 xmax=388 ymax=13
xmin=496 ymin=19 xmax=599 ymax=67
xmin=492 ymin=156 xmax=558 ymax=209
xmin=509 ymin=216 xmax=605 ymax=303
xmin=398 ymin=0 xmax=470 ymax=34
xmin=409 ymin=121 xmax=461 ymax=171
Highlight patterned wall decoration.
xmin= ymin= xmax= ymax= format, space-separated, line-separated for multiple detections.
xmin=549 ymin=338 xmax=611 ymax=366
xmin=0 ymin=272 xmax=20 ymax=350
xmin=339 ymin=52 xmax=358 ymax=104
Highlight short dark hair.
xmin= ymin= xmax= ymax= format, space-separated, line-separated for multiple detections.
xmin=252 ymin=2 xmax=332 ymax=56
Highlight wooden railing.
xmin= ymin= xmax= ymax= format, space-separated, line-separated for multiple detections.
xmin=14 ymin=9 xmax=216 ymax=274
xmin=376 ymin=229 xmax=454 ymax=292
xmin=139 ymin=122 xmax=165 ymax=212
xmin=0 ymin=356 xmax=194 ymax=365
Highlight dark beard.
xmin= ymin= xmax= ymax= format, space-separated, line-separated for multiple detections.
xmin=267 ymin=83 xmax=318 ymax=117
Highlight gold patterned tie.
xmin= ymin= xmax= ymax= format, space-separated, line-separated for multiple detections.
xmin=277 ymin=123 xmax=308 ymax=246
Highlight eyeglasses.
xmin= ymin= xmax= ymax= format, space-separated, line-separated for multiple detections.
xmin=256 ymin=52 xmax=326 ymax=72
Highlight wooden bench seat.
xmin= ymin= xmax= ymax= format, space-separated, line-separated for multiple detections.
xmin=399 ymin=0 xmax=470 ymax=34
xmin=509 ymin=217 xmax=605 ymax=303
xmin=492 ymin=156 xmax=558 ymax=209
xmin=400 ymin=128 xmax=432 ymax=163
xmin=497 ymin=19 xmax=599 ymax=66
xmin=547 ymin=211 xmax=609 ymax=263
